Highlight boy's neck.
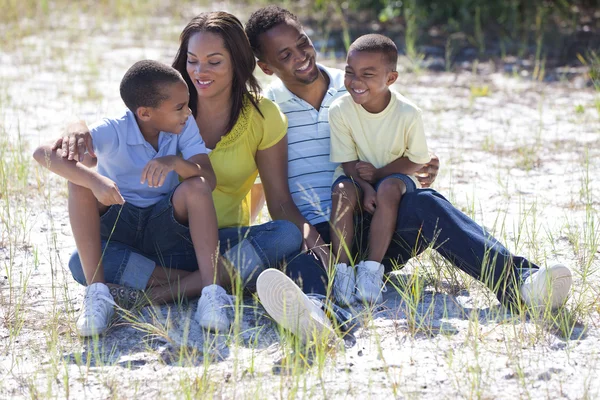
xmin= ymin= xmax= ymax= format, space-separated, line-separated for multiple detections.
xmin=361 ymin=89 xmax=392 ymax=114
xmin=136 ymin=117 xmax=160 ymax=146
xmin=286 ymin=68 xmax=330 ymax=111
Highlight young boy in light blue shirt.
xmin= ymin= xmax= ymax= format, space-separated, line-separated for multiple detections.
xmin=34 ymin=60 xmax=228 ymax=336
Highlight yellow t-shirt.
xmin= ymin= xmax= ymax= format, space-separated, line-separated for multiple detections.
xmin=329 ymin=90 xmax=430 ymax=185
xmin=209 ymin=97 xmax=287 ymax=228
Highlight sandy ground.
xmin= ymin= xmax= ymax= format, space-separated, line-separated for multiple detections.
xmin=1 ymin=15 xmax=600 ymax=399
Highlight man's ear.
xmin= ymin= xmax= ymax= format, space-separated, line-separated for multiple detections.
xmin=387 ymin=70 xmax=399 ymax=86
xmin=136 ymin=106 xmax=152 ymax=121
xmin=257 ymin=60 xmax=274 ymax=76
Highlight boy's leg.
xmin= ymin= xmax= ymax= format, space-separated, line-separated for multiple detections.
xmin=68 ymin=182 xmax=109 ymax=285
xmin=368 ymin=176 xmax=409 ymax=262
xmin=357 ymin=174 xmax=416 ymax=303
xmin=330 ymin=177 xmax=360 ymax=265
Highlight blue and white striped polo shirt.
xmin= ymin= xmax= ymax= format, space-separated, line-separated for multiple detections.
xmin=265 ymin=65 xmax=346 ymax=225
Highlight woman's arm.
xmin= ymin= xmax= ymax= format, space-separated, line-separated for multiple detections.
xmin=256 ymin=136 xmax=330 ymax=268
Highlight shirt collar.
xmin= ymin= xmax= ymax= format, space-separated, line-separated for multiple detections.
xmin=125 ymin=109 xmax=173 ymax=147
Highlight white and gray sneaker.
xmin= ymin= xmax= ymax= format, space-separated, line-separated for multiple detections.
xmin=520 ymin=264 xmax=572 ymax=311
xmin=355 ymin=261 xmax=387 ymax=304
xmin=333 ymin=263 xmax=356 ymax=306
xmin=76 ymin=282 xmax=116 ymax=337
xmin=256 ymin=269 xmax=335 ymax=345
xmin=195 ymin=284 xmax=232 ymax=332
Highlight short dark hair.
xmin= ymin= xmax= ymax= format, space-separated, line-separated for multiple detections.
xmin=348 ymin=34 xmax=398 ymax=71
xmin=172 ymin=11 xmax=262 ymax=133
xmin=245 ymin=6 xmax=300 ymax=60
xmin=119 ymin=60 xmax=183 ymax=113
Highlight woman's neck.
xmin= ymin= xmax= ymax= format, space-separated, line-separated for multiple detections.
xmin=195 ymin=89 xmax=234 ymax=148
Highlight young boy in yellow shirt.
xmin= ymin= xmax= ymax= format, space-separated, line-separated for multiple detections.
xmin=329 ymin=34 xmax=431 ymax=304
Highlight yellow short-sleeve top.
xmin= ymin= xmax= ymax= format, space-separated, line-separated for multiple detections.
xmin=209 ymin=96 xmax=287 ymax=228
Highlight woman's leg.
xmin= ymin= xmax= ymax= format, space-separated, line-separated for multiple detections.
xmin=218 ymin=220 xmax=303 ymax=290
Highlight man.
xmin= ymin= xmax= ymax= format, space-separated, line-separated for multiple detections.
xmin=246 ymin=6 xmax=572 ymax=335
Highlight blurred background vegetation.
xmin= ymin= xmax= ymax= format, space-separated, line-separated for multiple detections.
xmin=1 ymin=0 xmax=599 ymax=81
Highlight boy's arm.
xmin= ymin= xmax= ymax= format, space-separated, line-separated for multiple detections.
xmin=32 ymin=144 xmax=124 ymax=205
xmin=358 ymin=156 xmax=425 ymax=183
xmin=342 ymin=161 xmax=377 ymax=214
xmin=140 ymin=154 xmax=216 ymax=190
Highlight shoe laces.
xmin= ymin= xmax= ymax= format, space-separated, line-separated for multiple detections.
xmin=82 ymin=290 xmax=115 ymax=318
xmin=203 ymin=290 xmax=235 ymax=318
xmin=359 ymin=270 xmax=387 ymax=293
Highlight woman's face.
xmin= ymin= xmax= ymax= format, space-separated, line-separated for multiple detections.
xmin=186 ymin=31 xmax=234 ymax=102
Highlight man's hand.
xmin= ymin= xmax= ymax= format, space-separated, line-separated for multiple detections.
xmin=362 ymin=186 xmax=377 ymax=214
xmin=91 ymin=175 xmax=125 ymax=206
xmin=415 ymin=153 xmax=440 ymax=188
xmin=141 ymin=156 xmax=178 ymax=188
xmin=51 ymin=121 xmax=95 ymax=162
xmin=356 ymin=161 xmax=378 ymax=184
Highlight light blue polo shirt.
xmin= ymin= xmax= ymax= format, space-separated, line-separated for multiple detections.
xmin=89 ymin=110 xmax=207 ymax=208
xmin=265 ymin=65 xmax=346 ymax=225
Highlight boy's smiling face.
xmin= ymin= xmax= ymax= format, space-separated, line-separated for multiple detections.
xmin=344 ymin=50 xmax=398 ymax=113
xmin=147 ymin=80 xmax=191 ymax=134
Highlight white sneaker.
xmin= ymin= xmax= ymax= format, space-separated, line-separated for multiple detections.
xmin=256 ymin=269 xmax=335 ymax=344
xmin=333 ymin=263 xmax=356 ymax=306
xmin=355 ymin=261 xmax=386 ymax=303
xmin=194 ymin=284 xmax=232 ymax=332
xmin=520 ymin=264 xmax=572 ymax=311
xmin=76 ymin=282 xmax=116 ymax=337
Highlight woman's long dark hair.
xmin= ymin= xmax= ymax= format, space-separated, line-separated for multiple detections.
xmin=172 ymin=11 xmax=263 ymax=134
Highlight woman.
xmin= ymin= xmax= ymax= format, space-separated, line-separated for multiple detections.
xmin=63 ymin=12 xmax=328 ymax=331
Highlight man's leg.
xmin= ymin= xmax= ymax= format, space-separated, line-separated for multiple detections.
xmin=387 ymin=189 xmax=542 ymax=306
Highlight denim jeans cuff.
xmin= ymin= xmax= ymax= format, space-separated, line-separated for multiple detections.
xmin=118 ymin=252 xmax=156 ymax=290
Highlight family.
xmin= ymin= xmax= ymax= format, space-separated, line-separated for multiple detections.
xmin=33 ymin=6 xmax=573 ymax=340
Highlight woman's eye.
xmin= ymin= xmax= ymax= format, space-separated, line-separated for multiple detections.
xmin=187 ymin=60 xmax=197 ymax=64
xmin=209 ymin=61 xmax=221 ymax=66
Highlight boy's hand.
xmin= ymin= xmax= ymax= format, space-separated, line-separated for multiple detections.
xmin=141 ymin=156 xmax=178 ymax=188
xmin=415 ymin=154 xmax=439 ymax=188
xmin=356 ymin=161 xmax=378 ymax=184
xmin=91 ymin=175 xmax=125 ymax=206
xmin=52 ymin=121 xmax=95 ymax=162
xmin=362 ymin=186 xmax=377 ymax=214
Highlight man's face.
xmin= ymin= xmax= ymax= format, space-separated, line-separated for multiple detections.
xmin=257 ymin=20 xmax=319 ymax=87
xmin=148 ymin=81 xmax=191 ymax=134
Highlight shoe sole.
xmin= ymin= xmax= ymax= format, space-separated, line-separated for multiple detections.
xmin=523 ymin=264 xmax=573 ymax=311
xmin=546 ymin=264 xmax=572 ymax=309
xmin=256 ymin=269 xmax=334 ymax=344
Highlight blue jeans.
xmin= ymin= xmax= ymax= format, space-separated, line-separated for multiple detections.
xmin=333 ymin=173 xmax=417 ymax=194
xmin=359 ymin=189 xmax=538 ymax=305
xmin=68 ymin=191 xmax=303 ymax=290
